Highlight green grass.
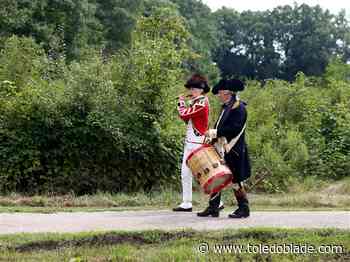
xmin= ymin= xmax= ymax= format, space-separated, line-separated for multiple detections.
xmin=0 ymin=228 xmax=349 ymax=261
xmin=0 ymin=178 xmax=349 ymax=213
xmin=0 ymin=190 xmax=349 ymax=213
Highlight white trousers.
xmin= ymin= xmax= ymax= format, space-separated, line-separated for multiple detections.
xmin=181 ymin=142 xmax=201 ymax=204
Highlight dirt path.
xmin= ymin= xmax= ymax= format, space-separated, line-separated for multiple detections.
xmin=0 ymin=210 xmax=349 ymax=234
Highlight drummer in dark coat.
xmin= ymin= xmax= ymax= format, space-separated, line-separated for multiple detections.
xmin=197 ymin=79 xmax=251 ymax=218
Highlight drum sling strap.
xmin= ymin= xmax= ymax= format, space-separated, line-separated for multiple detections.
xmin=218 ymin=99 xmax=247 ymax=154
xmin=224 ymin=123 xmax=246 ymax=153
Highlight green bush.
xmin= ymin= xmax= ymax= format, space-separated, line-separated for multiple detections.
xmin=242 ymin=71 xmax=350 ymax=192
xmin=0 ymin=9 xmax=191 ymax=195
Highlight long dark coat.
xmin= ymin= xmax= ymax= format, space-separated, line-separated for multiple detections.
xmin=214 ymin=98 xmax=251 ymax=183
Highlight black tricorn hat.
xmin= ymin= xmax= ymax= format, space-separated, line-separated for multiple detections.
xmin=212 ymin=79 xmax=245 ymax=95
xmin=184 ymin=74 xmax=210 ymax=93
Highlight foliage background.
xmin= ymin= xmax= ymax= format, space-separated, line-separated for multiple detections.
xmin=0 ymin=0 xmax=349 ymax=194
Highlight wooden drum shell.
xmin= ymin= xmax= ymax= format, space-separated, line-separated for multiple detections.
xmin=186 ymin=144 xmax=233 ymax=194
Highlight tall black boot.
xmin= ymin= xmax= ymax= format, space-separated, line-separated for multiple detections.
xmin=197 ymin=192 xmax=221 ymax=217
xmin=228 ymin=187 xmax=250 ymax=219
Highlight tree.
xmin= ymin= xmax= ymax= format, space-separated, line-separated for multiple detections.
xmin=169 ymin=0 xmax=220 ymax=79
xmin=0 ymin=0 xmax=103 ymax=61
xmin=0 ymin=0 xmax=144 ymax=60
xmin=271 ymin=4 xmax=349 ymax=80
xmin=213 ymin=8 xmax=280 ymax=79
xmin=212 ymin=4 xmax=350 ymax=80
xmin=95 ymin=0 xmax=143 ymax=54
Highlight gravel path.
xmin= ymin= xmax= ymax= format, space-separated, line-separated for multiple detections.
xmin=0 ymin=211 xmax=349 ymax=234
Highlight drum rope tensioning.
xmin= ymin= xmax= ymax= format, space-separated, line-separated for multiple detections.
xmin=186 ymin=144 xmax=233 ymax=195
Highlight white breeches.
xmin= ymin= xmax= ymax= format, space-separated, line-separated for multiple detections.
xmin=181 ymin=142 xmax=202 ymax=204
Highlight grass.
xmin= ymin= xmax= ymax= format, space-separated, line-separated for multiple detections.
xmin=0 ymin=192 xmax=349 ymax=214
xmin=0 ymin=191 xmax=349 ymax=213
xmin=0 ymin=177 xmax=349 ymax=213
xmin=0 ymin=228 xmax=349 ymax=261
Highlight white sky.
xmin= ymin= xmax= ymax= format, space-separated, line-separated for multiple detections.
xmin=202 ymin=0 xmax=349 ymax=15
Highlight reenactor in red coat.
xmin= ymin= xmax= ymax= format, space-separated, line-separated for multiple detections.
xmin=173 ymin=74 xmax=223 ymax=212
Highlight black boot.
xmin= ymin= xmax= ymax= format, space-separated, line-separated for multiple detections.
xmin=197 ymin=192 xmax=221 ymax=217
xmin=197 ymin=206 xmax=219 ymax=217
xmin=173 ymin=206 xmax=192 ymax=212
xmin=228 ymin=201 xmax=250 ymax=218
xmin=228 ymin=187 xmax=250 ymax=219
